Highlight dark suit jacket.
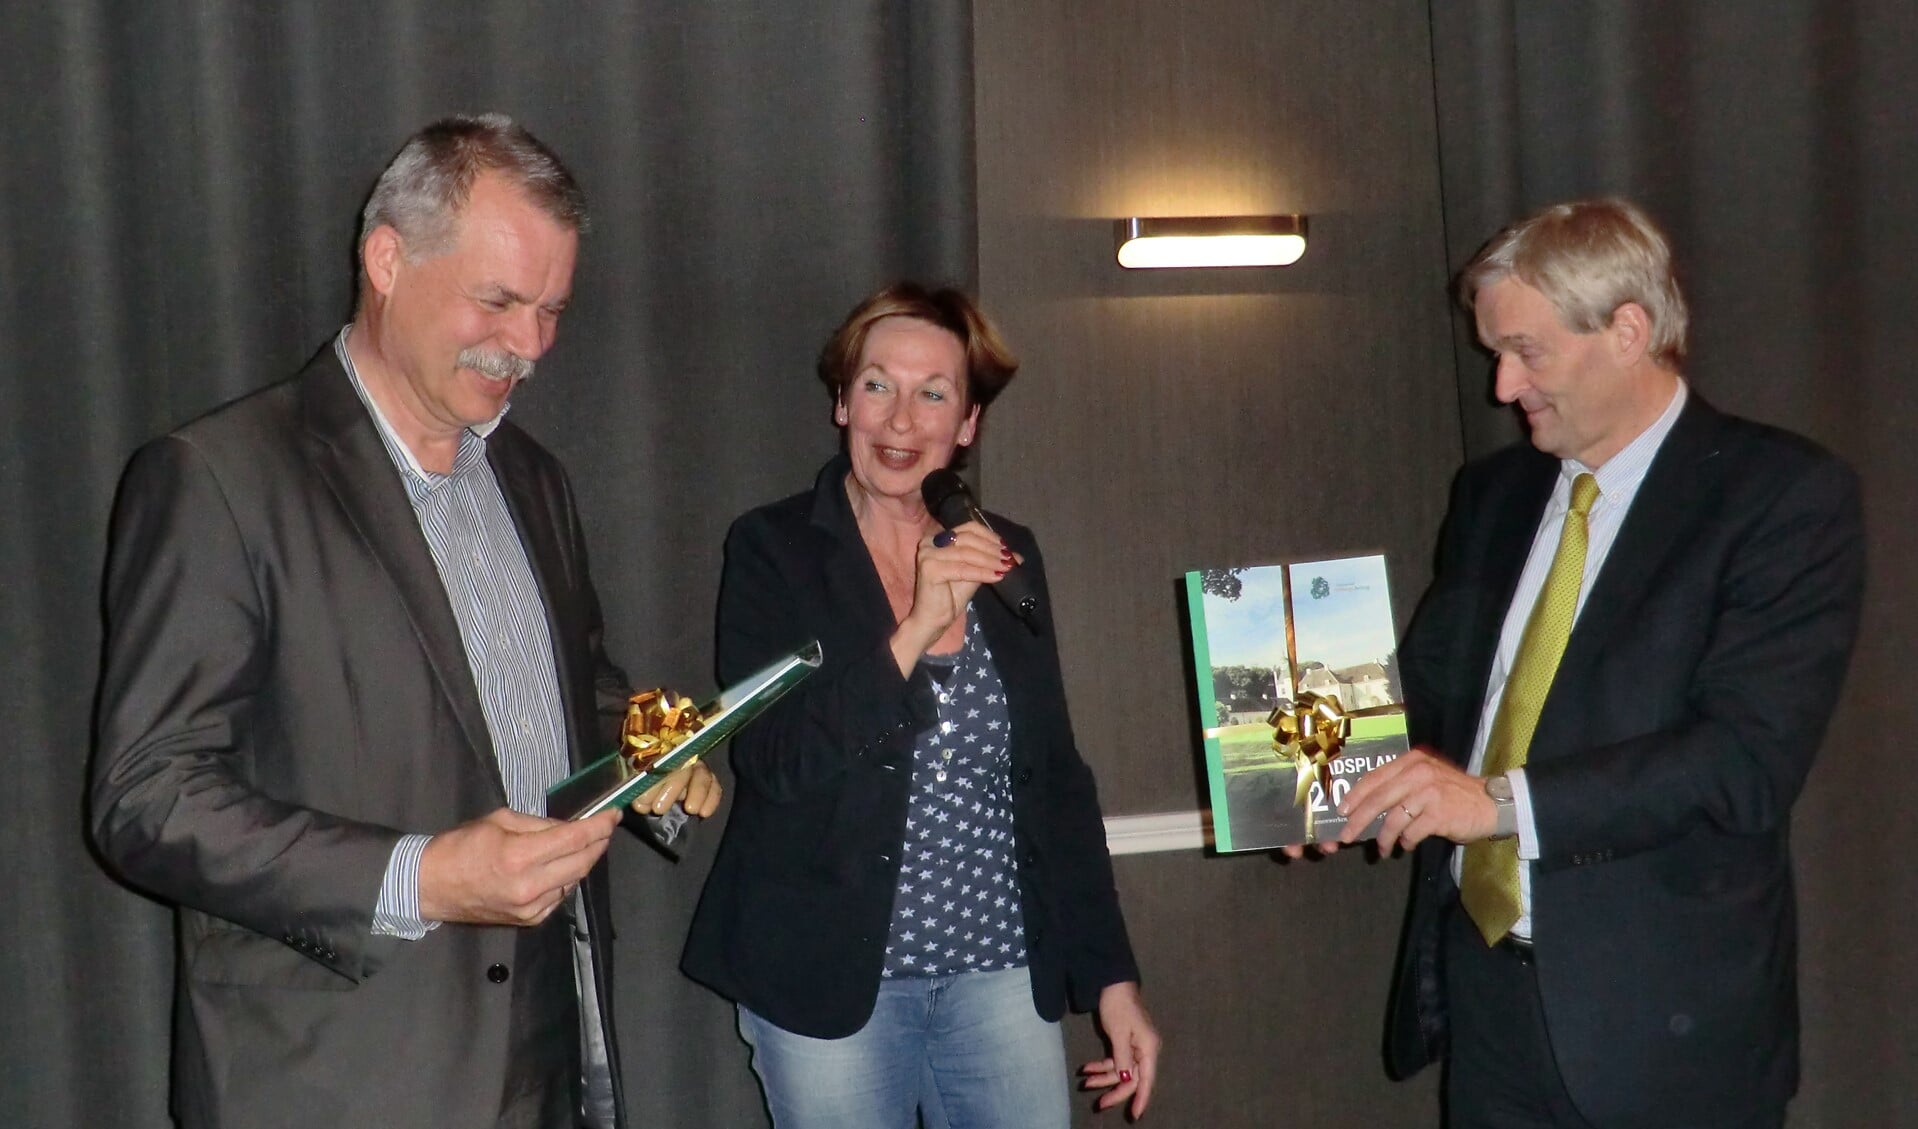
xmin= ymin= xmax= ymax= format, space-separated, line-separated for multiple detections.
xmin=1385 ymin=395 xmax=1865 ymax=1126
xmin=682 ymin=455 xmax=1140 ymax=1038
xmin=92 ymin=346 xmax=633 ymax=1129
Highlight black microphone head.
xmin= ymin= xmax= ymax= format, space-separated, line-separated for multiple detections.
xmin=919 ymin=466 xmax=974 ymax=528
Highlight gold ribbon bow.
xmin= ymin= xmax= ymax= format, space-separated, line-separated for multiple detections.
xmin=1268 ymin=692 xmax=1351 ymax=840
xmin=622 ymin=688 xmax=706 ymax=775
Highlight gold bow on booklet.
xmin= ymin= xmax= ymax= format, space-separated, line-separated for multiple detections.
xmin=1270 ymin=691 xmax=1402 ymax=842
xmin=1183 ymin=556 xmax=1410 ymax=851
xmin=546 ymin=641 xmax=823 ymax=820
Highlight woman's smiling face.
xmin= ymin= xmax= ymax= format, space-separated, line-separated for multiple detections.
xmin=840 ymin=315 xmax=978 ymax=508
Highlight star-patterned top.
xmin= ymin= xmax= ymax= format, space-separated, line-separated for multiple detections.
xmin=881 ymin=607 xmax=1027 ymax=980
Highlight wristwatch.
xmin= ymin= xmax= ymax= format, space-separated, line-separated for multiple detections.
xmin=1484 ymin=774 xmax=1518 ymax=840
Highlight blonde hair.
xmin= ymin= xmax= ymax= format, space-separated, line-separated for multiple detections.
xmin=1461 ymin=198 xmax=1689 ymax=368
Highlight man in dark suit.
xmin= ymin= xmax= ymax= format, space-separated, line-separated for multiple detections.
xmin=1325 ymin=199 xmax=1863 ymax=1128
xmin=91 ymin=115 xmax=717 ymax=1129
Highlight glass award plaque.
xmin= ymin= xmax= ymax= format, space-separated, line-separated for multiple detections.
xmin=546 ymin=640 xmax=822 ymax=820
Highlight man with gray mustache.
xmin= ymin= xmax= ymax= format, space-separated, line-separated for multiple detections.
xmin=462 ymin=345 xmax=536 ymax=384
xmin=91 ymin=114 xmax=720 ymax=1129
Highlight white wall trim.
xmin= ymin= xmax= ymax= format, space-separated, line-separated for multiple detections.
xmin=1102 ymin=810 xmax=1209 ymax=856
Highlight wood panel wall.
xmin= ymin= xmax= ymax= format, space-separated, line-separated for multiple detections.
xmin=973 ymin=2 xmax=1463 ymax=1123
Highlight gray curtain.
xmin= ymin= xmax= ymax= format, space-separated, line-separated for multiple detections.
xmin=6 ymin=3 xmax=1914 ymax=1127
xmin=0 ymin=4 xmax=974 ymax=1126
xmin=1429 ymin=3 xmax=1918 ymax=1125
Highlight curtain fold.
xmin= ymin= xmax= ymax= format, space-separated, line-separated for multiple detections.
xmin=0 ymin=5 xmax=973 ymax=1127
xmin=1428 ymin=4 xmax=1917 ymax=1125
xmin=5 ymin=3 xmax=1912 ymax=1126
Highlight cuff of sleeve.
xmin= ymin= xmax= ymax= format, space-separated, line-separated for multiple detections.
xmin=852 ymin=638 xmax=938 ymax=763
xmin=1509 ymin=769 xmax=1540 ymax=861
xmin=371 ymin=834 xmax=439 ymax=940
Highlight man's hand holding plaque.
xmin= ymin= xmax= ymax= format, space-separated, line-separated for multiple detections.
xmin=546 ymin=642 xmax=821 ymax=822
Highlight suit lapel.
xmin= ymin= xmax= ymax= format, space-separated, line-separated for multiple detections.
xmin=1448 ymin=454 xmax=1557 ymax=761
xmin=809 ymin=456 xmax=907 ymax=654
xmin=1554 ymin=397 xmax=1725 ymax=683
xmin=299 ymin=350 xmax=503 ymax=790
xmin=1474 ymin=459 xmax=1559 ymax=642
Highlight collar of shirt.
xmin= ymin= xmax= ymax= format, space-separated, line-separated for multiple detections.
xmin=333 ymin=326 xmax=507 ymax=488
xmin=1547 ymin=378 xmax=1689 ymax=523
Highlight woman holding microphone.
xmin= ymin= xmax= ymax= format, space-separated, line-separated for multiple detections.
xmin=684 ymin=282 xmax=1158 ymax=1127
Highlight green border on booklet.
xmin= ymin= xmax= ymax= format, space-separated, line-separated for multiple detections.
xmin=546 ymin=641 xmax=822 ymax=820
xmin=1184 ymin=571 xmax=1233 ymax=853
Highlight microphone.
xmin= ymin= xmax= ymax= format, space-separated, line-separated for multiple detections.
xmin=920 ymin=467 xmax=1043 ymax=624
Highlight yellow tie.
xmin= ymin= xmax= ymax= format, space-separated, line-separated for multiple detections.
xmin=1460 ymin=472 xmax=1600 ymax=945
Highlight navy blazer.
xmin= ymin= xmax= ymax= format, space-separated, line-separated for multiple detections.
xmin=683 ymin=456 xmax=1140 ymax=1038
xmin=1385 ymin=395 xmax=1865 ymax=1127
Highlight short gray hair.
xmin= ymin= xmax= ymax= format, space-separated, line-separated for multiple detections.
xmin=1461 ymin=198 xmax=1689 ymax=369
xmin=359 ymin=113 xmax=588 ymax=261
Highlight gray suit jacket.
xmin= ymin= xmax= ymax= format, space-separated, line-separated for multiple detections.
xmin=92 ymin=347 xmax=631 ymax=1128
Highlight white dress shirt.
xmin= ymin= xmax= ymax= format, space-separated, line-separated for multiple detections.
xmin=1452 ymin=380 xmax=1688 ymax=940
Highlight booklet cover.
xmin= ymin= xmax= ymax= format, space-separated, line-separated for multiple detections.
xmin=1183 ymin=556 xmax=1408 ymax=851
xmin=547 ymin=641 xmax=823 ymax=821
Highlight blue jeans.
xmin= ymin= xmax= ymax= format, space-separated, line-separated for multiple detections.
xmin=738 ymin=966 xmax=1070 ymax=1129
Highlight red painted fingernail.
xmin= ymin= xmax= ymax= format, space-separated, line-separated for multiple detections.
xmin=1119 ymin=1069 xmax=1132 ymax=1083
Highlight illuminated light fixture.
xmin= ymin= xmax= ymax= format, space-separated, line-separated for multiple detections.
xmin=1113 ymin=214 xmax=1308 ymax=269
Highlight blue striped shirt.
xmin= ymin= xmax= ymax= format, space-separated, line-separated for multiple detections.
xmin=334 ymin=329 xmax=574 ymax=939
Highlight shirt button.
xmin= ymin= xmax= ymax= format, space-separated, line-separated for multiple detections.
xmin=935 ymin=770 xmax=948 ymax=783
xmin=941 ymin=749 xmax=954 ymax=761
xmin=486 ymin=963 xmax=510 ymax=984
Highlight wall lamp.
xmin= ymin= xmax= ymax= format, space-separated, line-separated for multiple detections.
xmin=1113 ymin=214 xmax=1308 ymax=269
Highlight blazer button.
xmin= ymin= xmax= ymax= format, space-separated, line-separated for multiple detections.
xmin=486 ymin=963 xmax=510 ymax=984
xmin=1016 ymin=768 xmax=1033 ymax=786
